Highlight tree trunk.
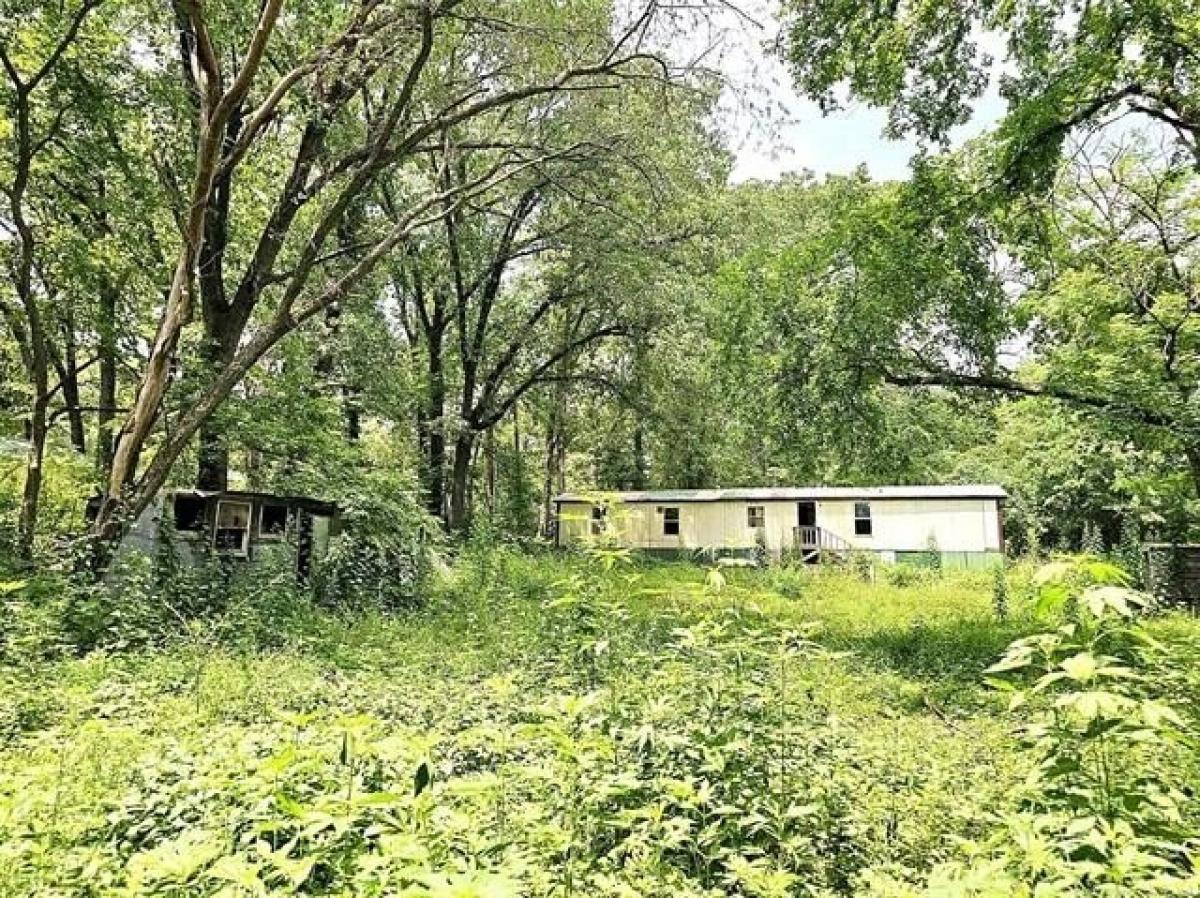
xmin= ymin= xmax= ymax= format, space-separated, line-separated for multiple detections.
xmin=631 ymin=420 xmax=648 ymax=490
xmin=96 ymin=279 xmax=118 ymax=477
xmin=16 ymin=312 xmax=50 ymax=554
xmin=195 ymin=301 xmax=237 ymax=493
xmin=1186 ymin=445 xmax=1200 ymax=502
xmin=56 ymin=320 xmax=87 ymax=454
xmin=196 ymin=304 xmax=246 ymax=491
xmin=511 ymin=399 xmax=525 ymax=516
xmin=424 ymin=410 xmax=447 ymax=521
xmin=17 ymin=356 xmax=49 ymax=560
xmin=95 ymin=13 xmax=272 ymax=538
xmin=484 ymin=425 xmax=497 ymax=514
xmin=423 ymin=325 xmax=447 ymax=521
xmin=6 ymin=68 xmax=52 ymax=558
xmin=196 ymin=422 xmax=229 ymax=492
xmin=541 ymin=401 xmax=567 ymax=540
xmin=59 ymin=369 xmax=86 ymax=454
xmin=448 ymin=430 xmax=475 ymax=532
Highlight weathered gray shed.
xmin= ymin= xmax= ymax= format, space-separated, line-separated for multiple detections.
xmin=102 ymin=489 xmax=340 ymax=580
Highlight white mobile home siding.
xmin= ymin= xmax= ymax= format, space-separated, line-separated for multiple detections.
xmin=555 ymin=487 xmax=1004 ymax=562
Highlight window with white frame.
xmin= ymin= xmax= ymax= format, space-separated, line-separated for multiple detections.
xmin=214 ymin=500 xmax=252 ymax=555
xmin=662 ymin=507 xmax=680 ymax=536
xmin=854 ymin=501 xmax=873 ymax=536
xmin=747 ymin=505 xmax=765 ymax=528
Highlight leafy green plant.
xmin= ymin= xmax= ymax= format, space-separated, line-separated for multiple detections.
xmin=316 ymin=488 xmax=435 ymax=612
xmin=753 ymin=526 xmax=769 ymax=567
xmin=544 ymin=546 xmax=634 ymax=688
xmin=1081 ymin=521 xmax=1106 ymax=556
xmin=925 ymin=534 xmax=942 ymax=579
xmin=881 ymin=563 xmax=932 ymax=588
xmin=991 ymin=563 xmax=1008 ymax=621
xmin=768 ymin=566 xmax=807 ymax=599
xmin=2 ymin=549 xmax=1196 ymax=898
xmin=889 ymin=557 xmax=1200 ymax=896
xmin=849 ymin=550 xmax=874 ymax=582
xmin=1118 ymin=516 xmax=1144 ymax=590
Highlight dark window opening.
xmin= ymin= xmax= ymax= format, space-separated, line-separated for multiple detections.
xmin=590 ymin=505 xmax=607 ymax=536
xmin=173 ymin=494 xmax=206 ymax=532
xmin=854 ymin=501 xmax=873 ymax=536
xmin=747 ymin=505 xmax=765 ymax=528
xmin=663 ymin=507 xmax=680 ymax=536
xmin=260 ymin=503 xmax=289 ymax=538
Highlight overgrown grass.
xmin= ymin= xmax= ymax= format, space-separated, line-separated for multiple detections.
xmin=0 ymin=551 xmax=1196 ymax=896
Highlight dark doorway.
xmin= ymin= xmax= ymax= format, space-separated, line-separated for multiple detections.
xmin=797 ymin=501 xmax=816 ymax=527
xmin=797 ymin=500 xmax=820 ymax=563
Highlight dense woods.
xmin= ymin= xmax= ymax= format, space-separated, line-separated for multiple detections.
xmin=2 ymin=1 xmax=1197 ymax=559
xmin=2 ymin=2 xmax=1200 ymax=897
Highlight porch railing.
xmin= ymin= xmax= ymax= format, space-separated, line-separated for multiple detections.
xmin=793 ymin=525 xmax=853 ymax=556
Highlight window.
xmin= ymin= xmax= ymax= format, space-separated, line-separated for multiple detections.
xmin=854 ymin=501 xmax=873 ymax=536
xmin=747 ymin=505 xmax=765 ymax=528
xmin=173 ymin=494 xmax=205 ymax=532
xmin=259 ymin=503 xmax=289 ymax=539
xmin=214 ymin=500 xmax=252 ymax=555
xmin=590 ymin=505 xmax=607 ymax=536
xmin=662 ymin=507 xmax=680 ymax=536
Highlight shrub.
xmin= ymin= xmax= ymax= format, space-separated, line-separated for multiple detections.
xmin=991 ymin=563 xmax=1008 ymax=621
xmin=315 ymin=489 xmax=434 ymax=612
xmin=881 ymin=563 xmax=933 ymax=588
xmin=769 ymin=566 xmax=808 ymax=599
xmin=0 ymin=574 xmax=74 ymax=663
xmin=753 ymin=525 xmax=769 ymax=567
xmin=925 ymin=534 xmax=943 ymax=578
xmin=1118 ymin=515 xmax=1144 ymax=588
xmin=848 ymin=550 xmax=874 ymax=582
xmin=4 ymin=547 xmax=1197 ymax=898
xmin=872 ymin=556 xmax=1200 ymax=896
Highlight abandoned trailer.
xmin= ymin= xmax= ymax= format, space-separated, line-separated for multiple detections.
xmin=555 ymin=485 xmax=1007 ymax=568
xmin=92 ymin=490 xmax=340 ymax=579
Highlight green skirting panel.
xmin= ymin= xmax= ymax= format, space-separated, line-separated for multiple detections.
xmin=894 ymin=550 xmax=1004 ymax=570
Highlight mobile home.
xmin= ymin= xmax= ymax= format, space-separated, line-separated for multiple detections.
xmin=94 ymin=489 xmax=340 ymax=581
xmin=554 ymin=485 xmax=1006 ymax=568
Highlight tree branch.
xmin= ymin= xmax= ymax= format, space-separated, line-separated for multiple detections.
xmin=883 ymin=369 xmax=1179 ymax=431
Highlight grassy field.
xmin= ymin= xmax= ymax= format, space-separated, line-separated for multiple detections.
xmin=0 ymin=551 xmax=1197 ymax=897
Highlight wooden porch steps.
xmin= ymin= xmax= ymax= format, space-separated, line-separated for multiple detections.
xmin=792 ymin=525 xmax=853 ymax=564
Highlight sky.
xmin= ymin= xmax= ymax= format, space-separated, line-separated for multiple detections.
xmin=706 ymin=3 xmax=1007 ymax=184
xmin=728 ymin=91 xmax=1007 ymax=184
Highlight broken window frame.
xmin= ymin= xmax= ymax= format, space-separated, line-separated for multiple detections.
xmin=590 ymin=505 xmax=607 ymax=536
xmin=258 ymin=503 xmax=291 ymax=541
xmin=172 ymin=494 xmax=206 ymax=533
